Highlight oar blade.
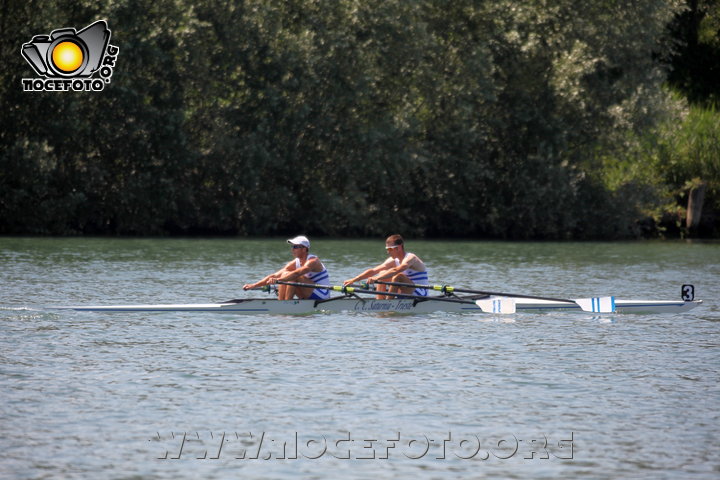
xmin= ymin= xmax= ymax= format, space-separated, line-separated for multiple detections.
xmin=573 ymin=296 xmax=616 ymax=313
xmin=476 ymin=296 xmax=516 ymax=314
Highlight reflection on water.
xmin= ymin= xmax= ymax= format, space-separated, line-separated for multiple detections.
xmin=1 ymin=238 xmax=718 ymax=479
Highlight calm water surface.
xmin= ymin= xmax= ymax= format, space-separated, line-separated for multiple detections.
xmin=1 ymin=237 xmax=718 ymax=479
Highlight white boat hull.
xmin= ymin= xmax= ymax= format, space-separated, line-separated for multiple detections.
xmin=54 ymin=297 xmax=702 ymax=315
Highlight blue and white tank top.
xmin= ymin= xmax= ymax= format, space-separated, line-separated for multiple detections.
xmin=394 ymin=253 xmax=429 ymax=296
xmin=296 ymin=254 xmax=330 ymax=299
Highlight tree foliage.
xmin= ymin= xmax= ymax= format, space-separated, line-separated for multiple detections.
xmin=668 ymin=0 xmax=720 ymax=105
xmin=2 ymin=0 xmax=712 ymax=239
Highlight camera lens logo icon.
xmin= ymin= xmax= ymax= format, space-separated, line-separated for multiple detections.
xmin=52 ymin=41 xmax=85 ymax=74
xmin=22 ymin=20 xmax=111 ymax=78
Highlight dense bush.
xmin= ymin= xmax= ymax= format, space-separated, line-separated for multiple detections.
xmin=1 ymin=0 xmax=716 ymax=238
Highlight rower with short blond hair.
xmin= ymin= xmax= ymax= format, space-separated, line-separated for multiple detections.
xmin=343 ymin=234 xmax=429 ymax=299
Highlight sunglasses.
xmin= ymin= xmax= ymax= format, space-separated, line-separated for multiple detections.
xmin=385 ymin=245 xmax=401 ymax=250
xmin=291 ymin=245 xmax=306 ymax=249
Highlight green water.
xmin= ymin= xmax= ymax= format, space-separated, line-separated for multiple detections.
xmin=1 ymin=237 xmax=718 ymax=479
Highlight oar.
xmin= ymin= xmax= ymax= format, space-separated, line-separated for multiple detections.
xmin=373 ymin=280 xmax=615 ymax=313
xmin=250 ymin=285 xmax=277 ymax=292
xmin=222 ymin=285 xmax=277 ymax=303
xmin=275 ymin=281 xmax=516 ymax=314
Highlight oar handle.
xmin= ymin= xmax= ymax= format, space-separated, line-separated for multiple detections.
xmin=277 ymin=281 xmax=373 ymax=292
xmin=373 ymin=280 xmax=455 ymax=294
xmin=277 ymin=280 xmax=378 ymax=296
xmin=277 ymin=280 xmax=342 ymax=291
xmin=248 ymin=285 xmax=277 ymax=292
xmin=276 ymin=281 xmax=475 ymax=304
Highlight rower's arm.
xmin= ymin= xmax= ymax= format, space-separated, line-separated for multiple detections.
xmin=278 ymin=257 xmax=319 ymax=281
xmin=373 ymin=265 xmax=404 ymax=280
xmin=344 ymin=261 xmax=390 ymax=285
xmin=243 ymin=262 xmax=293 ymax=289
xmin=372 ymin=254 xmax=417 ymax=280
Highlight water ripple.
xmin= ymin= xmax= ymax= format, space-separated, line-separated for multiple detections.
xmin=1 ymin=238 xmax=718 ymax=479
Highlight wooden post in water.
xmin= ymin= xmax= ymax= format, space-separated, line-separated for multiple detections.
xmin=686 ymin=180 xmax=706 ymax=230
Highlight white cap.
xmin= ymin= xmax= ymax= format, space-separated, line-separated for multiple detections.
xmin=287 ymin=235 xmax=310 ymax=248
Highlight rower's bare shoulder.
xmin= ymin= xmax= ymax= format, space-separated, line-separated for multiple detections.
xmin=380 ymin=257 xmax=395 ymax=267
xmin=306 ymin=255 xmax=323 ymax=269
xmin=402 ymin=252 xmax=420 ymax=263
xmin=408 ymin=253 xmax=426 ymax=268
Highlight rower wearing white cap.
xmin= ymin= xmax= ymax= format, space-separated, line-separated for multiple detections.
xmin=242 ymin=235 xmax=331 ymax=300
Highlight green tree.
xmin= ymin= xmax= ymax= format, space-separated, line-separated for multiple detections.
xmin=668 ymin=0 xmax=720 ymax=105
xmin=0 ymin=0 xmax=700 ymax=239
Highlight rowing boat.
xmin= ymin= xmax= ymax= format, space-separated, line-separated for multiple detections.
xmin=53 ymin=296 xmax=702 ymax=314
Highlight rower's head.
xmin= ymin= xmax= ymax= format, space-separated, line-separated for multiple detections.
xmin=385 ymin=234 xmax=404 ymax=257
xmin=287 ymin=235 xmax=310 ymax=255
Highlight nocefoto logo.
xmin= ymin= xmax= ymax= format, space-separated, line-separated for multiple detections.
xmin=21 ymin=20 xmax=119 ymax=92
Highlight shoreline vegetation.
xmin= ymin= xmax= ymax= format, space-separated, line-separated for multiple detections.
xmin=1 ymin=0 xmax=718 ymax=239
